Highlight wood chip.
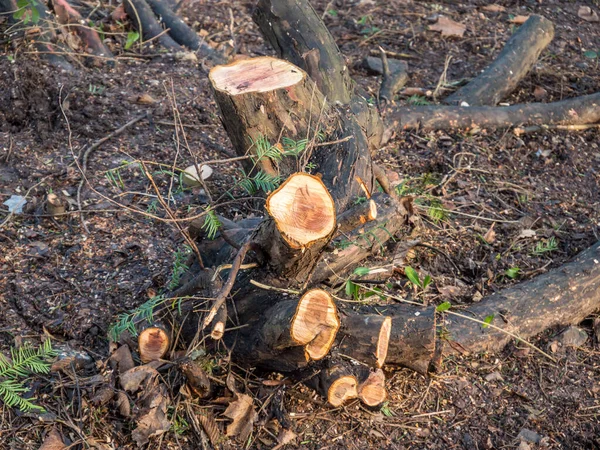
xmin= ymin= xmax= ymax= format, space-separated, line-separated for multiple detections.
xmin=482 ymin=4 xmax=505 ymax=13
xmin=430 ymin=16 xmax=466 ymax=37
xmin=509 ymin=15 xmax=530 ymax=25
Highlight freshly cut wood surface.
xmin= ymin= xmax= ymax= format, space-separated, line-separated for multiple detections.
xmin=291 ymin=289 xmax=340 ymax=360
xmin=210 ymin=57 xmax=304 ymax=95
xmin=266 ymin=173 xmax=336 ymax=249
xmin=357 ymin=368 xmax=386 ymax=407
xmin=138 ymin=326 xmax=170 ymax=363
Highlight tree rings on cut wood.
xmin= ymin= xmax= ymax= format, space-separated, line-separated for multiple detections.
xmin=266 ymin=173 xmax=336 ymax=249
xmin=357 ymin=368 xmax=386 ymax=407
xmin=138 ymin=325 xmax=170 ymax=363
xmin=338 ymin=314 xmax=391 ymax=368
xmin=320 ymin=364 xmax=359 ymax=407
xmin=292 ymin=289 xmax=340 ymax=360
xmin=262 ymin=289 xmax=340 ymax=360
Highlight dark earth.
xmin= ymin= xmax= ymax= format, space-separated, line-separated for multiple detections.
xmin=1 ymin=0 xmax=600 ymax=448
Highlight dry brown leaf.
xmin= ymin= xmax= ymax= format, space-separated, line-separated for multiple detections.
xmin=223 ymin=393 xmax=258 ymax=442
xmin=132 ymin=385 xmax=171 ymax=447
xmin=197 ymin=411 xmax=221 ymax=445
xmin=272 ymin=428 xmax=297 ymax=450
xmin=509 ymin=15 xmax=529 ymax=24
xmin=483 ymin=223 xmax=496 ymax=244
xmin=430 ymin=16 xmax=466 ymax=37
xmin=116 ymin=391 xmax=131 ymax=417
xmin=518 ymin=229 xmax=536 ymax=239
xmin=438 ymin=285 xmax=462 ymax=298
xmin=108 ymin=345 xmax=135 ymax=373
xmin=578 ymin=6 xmax=599 ymax=22
xmin=136 ymin=93 xmax=157 ymax=105
xmin=120 ymin=365 xmax=159 ymax=392
xmin=482 ymin=4 xmax=505 ymax=12
xmin=39 ymin=427 xmax=66 ymax=450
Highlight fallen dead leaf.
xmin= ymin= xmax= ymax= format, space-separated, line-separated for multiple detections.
xmin=438 ymin=285 xmax=462 ymax=298
xmin=223 ymin=393 xmax=258 ymax=442
xmin=482 ymin=4 xmax=505 ymax=13
xmin=509 ymin=15 xmax=529 ymax=25
xmin=483 ymin=223 xmax=496 ymax=244
xmin=109 ymin=344 xmax=135 ymax=373
xmin=39 ymin=427 xmax=66 ymax=450
xmin=116 ymin=391 xmax=131 ymax=417
xmin=136 ymin=93 xmax=157 ymax=105
xmin=120 ymin=365 xmax=159 ymax=392
xmin=273 ymin=428 xmax=297 ymax=450
xmin=578 ymin=6 xmax=599 ymax=22
xmin=132 ymin=385 xmax=171 ymax=447
xmin=429 ymin=16 xmax=466 ymax=38
xmin=518 ymin=229 xmax=536 ymax=239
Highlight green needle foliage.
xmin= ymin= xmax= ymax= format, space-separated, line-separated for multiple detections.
xmin=0 ymin=340 xmax=56 ymax=412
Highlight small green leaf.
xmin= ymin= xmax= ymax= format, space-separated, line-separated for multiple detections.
xmin=327 ymin=9 xmax=338 ymax=17
xmin=422 ymin=275 xmax=432 ymax=290
xmin=405 ymin=266 xmax=422 ymax=288
xmin=30 ymin=6 xmax=39 ymax=24
xmin=353 ymin=267 xmax=370 ymax=277
xmin=505 ymin=267 xmax=520 ymax=279
xmin=345 ymin=280 xmax=358 ymax=299
xmin=436 ymin=301 xmax=452 ymax=312
xmin=482 ymin=314 xmax=494 ymax=328
xmin=125 ymin=30 xmax=140 ymax=50
xmin=583 ymin=50 xmax=598 ymax=59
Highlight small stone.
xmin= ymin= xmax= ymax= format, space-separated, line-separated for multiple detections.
xmin=557 ymin=326 xmax=588 ymax=348
xmin=518 ymin=428 xmax=542 ymax=444
xmin=518 ymin=442 xmax=531 ymax=450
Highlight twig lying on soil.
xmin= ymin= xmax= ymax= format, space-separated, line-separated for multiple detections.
xmin=76 ymin=113 xmax=148 ymax=233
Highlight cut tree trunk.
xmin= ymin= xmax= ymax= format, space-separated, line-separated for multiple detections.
xmin=138 ymin=324 xmax=170 ymax=363
xmin=231 ymin=289 xmax=340 ymax=372
xmin=305 ymin=360 xmax=359 ymax=407
xmin=209 ymin=56 xmax=328 ymax=176
xmin=444 ymin=15 xmax=554 ymax=106
xmin=357 ymin=368 xmax=387 ymax=407
xmin=252 ymin=172 xmax=336 ymax=282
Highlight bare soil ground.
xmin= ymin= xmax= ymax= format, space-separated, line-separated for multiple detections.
xmin=1 ymin=0 xmax=600 ymax=448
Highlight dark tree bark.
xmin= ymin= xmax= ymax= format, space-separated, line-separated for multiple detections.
xmin=387 ymin=92 xmax=600 ymax=131
xmin=253 ymin=0 xmax=354 ymax=104
xmin=444 ymin=15 xmax=554 ymax=106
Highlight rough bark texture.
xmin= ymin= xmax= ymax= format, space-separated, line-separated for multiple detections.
xmin=336 ymin=199 xmax=377 ymax=234
xmin=337 ymin=313 xmax=391 ymax=368
xmin=231 ymin=290 xmax=340 ymax=372
xmin=358 ymin=304 xmax=437 ymax=374
xmin=210 ymin=57 xmax=328 ymax=176
xmin=312 ymin=193 xmax=409 ymax=285
xmin=253 ymin=0 xmax=353 ymax=104
xmin=144 ymin=0 xmax=226 ymax=62
xmin=387 ymin=92 xmax=600 ymax=131
xmin=445 ymin=15 xmax=554 ymax=106
xmin=124 ymin=0 xmax=182 ymax=50
xmin=444 ymin=241 xmax=600 ymax=355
